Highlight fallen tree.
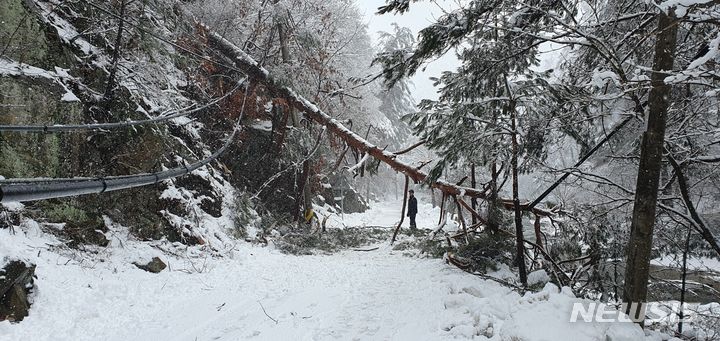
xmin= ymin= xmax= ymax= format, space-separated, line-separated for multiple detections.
xmin=184 ymin=11 xmax=554 ymax=218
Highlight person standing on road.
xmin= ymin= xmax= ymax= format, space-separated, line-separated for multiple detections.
xmin=407 ymin=189 xmax=418 ymax=229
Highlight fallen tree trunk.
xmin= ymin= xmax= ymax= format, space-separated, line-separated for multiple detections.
xmin=457 ymin=198 xmax=487 ymax=226
xmin=189 ymin=13 xmax=552 ymax=217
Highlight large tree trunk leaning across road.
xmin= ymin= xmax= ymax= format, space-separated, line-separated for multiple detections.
xmin=185 ymin=13 xmax=553 ymax=219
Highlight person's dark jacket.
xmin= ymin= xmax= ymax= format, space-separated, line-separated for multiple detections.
xmin=407 ymin=196 xmax=418 ymax=217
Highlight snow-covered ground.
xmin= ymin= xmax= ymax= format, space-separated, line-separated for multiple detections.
xmin=323 ymin=195 xmax=460 ymax=231
xmin=0 ymin=200 xmax=669 ymax=341
xmin=652 ymin=255 xmax=720 ymax=273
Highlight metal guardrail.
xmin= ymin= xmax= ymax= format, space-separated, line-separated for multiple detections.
xmin=0 ymin=83 xmax=249 ymax=203
xmin=0 ymin=126 xmax=237 ymax=202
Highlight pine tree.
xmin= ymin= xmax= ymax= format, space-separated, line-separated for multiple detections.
xmin=376 ymin=24 xmax=416 ymax=148
xmin=376 ymin=0 xmax=720 ymax=300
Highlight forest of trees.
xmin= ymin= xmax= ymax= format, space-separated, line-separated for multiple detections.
xmin=188 ymin=0 xmax=720 ymax=329
xmin=0 ymin=0 xmax=719 ymax=337
xmin=373 ymin=0 xmax=720 ymax=328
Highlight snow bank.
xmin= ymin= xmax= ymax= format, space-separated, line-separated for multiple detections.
xmin=527 ymin=269 xmax=551 ymax=286
xmin=652 ymin=256 xmax=720 ymax=272
xmin=499 ymin=284 xmax=644 ymax=341
xmin=437 ymin=276 xmax=647 ymax=340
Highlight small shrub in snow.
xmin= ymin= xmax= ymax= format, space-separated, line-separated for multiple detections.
xmin=230 ymin=194 xmax=260 ymax=239
xmin=39 ymin=202 xmax=108 ymax=247
xmin=273 ymin=227 xmax=388 ymax=255
xmin=455 ymin=233 xmax=514 ymax=273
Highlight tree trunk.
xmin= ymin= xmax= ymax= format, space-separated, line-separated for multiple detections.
xmin=623 ymin=9 xmax=678 ymax=326
xmin=510 ymin=99 xmax=528 ymax=287
xmin=487 ymin=162 xmax=500 ymax=233
xmin=454 ymin=196 xmax=469 ymax=243
xmin=103 ymin=0 xmax=127 ymax=110
xmin=471 ymin=164 xmax=477 ymax=225
xmin=293 ymin=159 xmax=310 ymax=223
xmin=438 ymin=193 xmax=446 ymax=225
xmin=391 ymin=176 xmax=410 ymax=244
xmin=303 ymin=159 xmax=312 ymax=220
xmin=533 ymin=214 xmax=543 ymax=251
xmin=395 ymin=175 xmax=399 ymax=200
xmin=277 ymin=23 xmax=291 ymax=62
xmin=678 ymin=227 xmax=691 ymax=335
xmin=272 ymin=0 xmax=291 ymax=63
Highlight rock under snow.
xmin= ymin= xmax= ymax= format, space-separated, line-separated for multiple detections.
xmin=0 ymin=260 xmax=36 ymax=322
xmin=133 ymin=257 xmax=167 ymax=274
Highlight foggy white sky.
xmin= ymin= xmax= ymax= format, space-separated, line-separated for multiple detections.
xmin=355 ymin=0 xmax=461 ymax=103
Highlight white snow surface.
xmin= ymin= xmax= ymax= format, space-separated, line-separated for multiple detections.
xmin=323 ymin=195 xmax=461 ymax=231
xmin=1 ymin=201 xmax=655 ymax=341
xmin=0 ymin=59 xmax=81 ymax=102
xmin=652 ymin=255 xmax=720 ymax=272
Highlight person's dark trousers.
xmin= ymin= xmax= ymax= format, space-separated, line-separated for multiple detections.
xmin=409 ymin=214 xmax=416 ymax=229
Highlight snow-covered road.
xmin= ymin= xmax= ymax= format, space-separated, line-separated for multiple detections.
xmin=159 ymin=247 xmax=457 ymax=340
xmin=1 ymin=199 xmax=649 ymax=341
xmin=2 ymin=234 xmax=646 ymax=340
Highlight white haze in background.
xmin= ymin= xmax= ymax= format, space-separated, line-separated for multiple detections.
xmin=356 ymin=1 xmax=576 ymax=201
xmin=356 ymin=0 xmax=462 ymax=103
xmin=357 ymin=1 xmax=569 ymax=102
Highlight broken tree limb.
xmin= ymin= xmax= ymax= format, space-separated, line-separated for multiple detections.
xmin=417 ymin=160 xmax=433 ymax=173
xmin=391 ymin=176 xmax=410 ymax=244
xmin=527 ymin=114 xmax=635 ymax=210
xmin=438 ymin=193 xmax=446 ymax=225
xmin=496 ymin=228 xmax=570 ymax=286
xmin=666 ymin=152 xmax=720 ymax=256
xmin=430 ymin=213 xmax=448 ymax=241
xmin=347 ymin=152 xmax=370 ymax=175
xmin=257 ymin=301 xmax=278 ymax=324
xmin=353 ymin=247 xmax=380 ymax=252
xmin=533 ymin=214 xmax=544 ymax=252
xmin=429 ymin=194 xmax=449 ymax=240
xmin=453 ymin=196 xmax=469 ymax=243
xmin=329 ymin=143 xmax=350 ymax=174
xmin=457 ymin=198 xmax=488 ymax=226
xmin=192 ymin=15 xmax=552 ymax=217
xmin=291 ymin=128 xmax=326 ymax=222
xmin=446 ymin=253 xmax=524 ymax=292
xmin=391 ymin=140 xmax=426 ymax=155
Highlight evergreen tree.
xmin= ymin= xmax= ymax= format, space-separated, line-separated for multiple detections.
xmin=376 ymin=0 xmax=720 ymax=322
xmin=376 ymin=24 xmax=416 ymax=147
